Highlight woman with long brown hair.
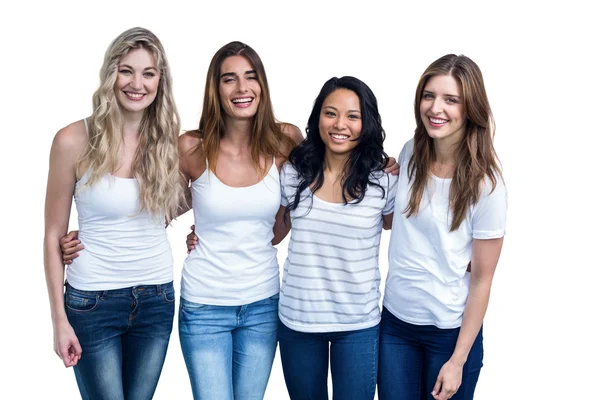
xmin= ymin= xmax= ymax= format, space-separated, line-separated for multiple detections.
xmin=378 ymin=54 xmax=507 ymax=400
xmin=177 ymin=41 xmax=303 ymax=400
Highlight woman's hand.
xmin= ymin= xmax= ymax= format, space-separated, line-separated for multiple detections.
xmin=53 ymin=320 xmax=82 ymax=368
xmin=431 ymin=358 xmax=463 ymax=400
xmin=384 ymin=157 xmax=399 ymax=175
xmin=186 ymin=225 xmax=198 ymax=254
xmin=60 ymin=231 xmax=83 ymax=264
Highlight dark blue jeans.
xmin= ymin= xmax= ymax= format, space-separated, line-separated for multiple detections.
xmin=278 ymin=320 xmax=379 ymax=400
xmin=378 ymin=307 xmax=483 ymax=400
xmin=65 ymin=281 xmax=175 ymax=400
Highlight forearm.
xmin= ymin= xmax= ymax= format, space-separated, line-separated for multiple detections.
xmin=451 ymin=280 xmax=492 ymax=365
xmin=44 ymin=235 xmax=68 ymax=325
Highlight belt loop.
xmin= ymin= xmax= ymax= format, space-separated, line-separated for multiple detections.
xmin=156 ymin=284 xmax=162 ymax=296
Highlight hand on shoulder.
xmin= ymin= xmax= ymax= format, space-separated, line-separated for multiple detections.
xmin=280 ymin=123 xmax=304 ymax=145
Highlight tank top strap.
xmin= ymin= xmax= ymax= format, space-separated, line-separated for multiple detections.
xmin=83 ymin=118 xmax=89 ymax=136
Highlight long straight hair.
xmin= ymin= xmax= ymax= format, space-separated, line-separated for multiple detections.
xmin=405 ymin=54 xmax=502 ymax=231
xmin=285 ymin=76 xmax=389 ymax=218
xmin=77 ymin=27 xmax=182 ymax=222
xmin=193 ymin=41 xmax=296 ymax=175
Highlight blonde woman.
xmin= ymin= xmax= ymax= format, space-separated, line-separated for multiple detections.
xmin=43 ymin=27 xmax=182 ymax=399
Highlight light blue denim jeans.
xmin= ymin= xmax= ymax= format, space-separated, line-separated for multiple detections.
xmin=65 ymin=281 xmax=175 ymax=400
xmin=178 ymin=293 xmax=279 ymax=400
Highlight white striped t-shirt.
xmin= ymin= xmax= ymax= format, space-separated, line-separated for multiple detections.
xmin=279 ymin=162 xmax=398 ymax=333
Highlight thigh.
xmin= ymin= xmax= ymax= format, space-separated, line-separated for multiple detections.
xmin=178 ymin=298 xmax=236 ymax=400
xmin=278 ymin=320 xmax=329 ymax=400
xmin=377 ymin=308 xmax=425 ymax=400
xmin=422 ymin=326 xmax=484 ymax=400
xmin=66 ymin=284 xmax=129 ymax=400
xmin=330 ymin=324 xmax=379 ymax=400
xmin=232 ymin=294 xmax=279 ymax=400
xmin=122 ymin=283 xmax=176 ymax=400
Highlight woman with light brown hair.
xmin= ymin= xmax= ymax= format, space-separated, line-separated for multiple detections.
xmin=378 ymin=54 xmax=507 ymax=400
xmin=177 ymin=41 xmax=303 ymax=399
xmin=43 ymin=27 xmax=181 ymax=399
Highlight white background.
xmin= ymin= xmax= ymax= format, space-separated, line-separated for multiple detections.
xmin=1 ymin=0 xmax=597 ymax=398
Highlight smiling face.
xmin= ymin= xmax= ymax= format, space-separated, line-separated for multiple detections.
xmin=318 ymin=88 xmax=362 ymax=157
xmin=114 ymin=47 xmax=160 ymax=116
xmin=218 ymin=55 xmax=261 ymax=121
xmin=419 ymin=74 xmax=467 ymax=146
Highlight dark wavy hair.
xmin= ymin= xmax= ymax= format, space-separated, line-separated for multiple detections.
xmin=285 ymin=76 xmax=389 ymax=219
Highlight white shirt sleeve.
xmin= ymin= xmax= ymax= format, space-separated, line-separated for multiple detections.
xmin=472 ymin=177 xmax=508 ymax=239
xmin=383 ymin=173 xmax=398 ymax=215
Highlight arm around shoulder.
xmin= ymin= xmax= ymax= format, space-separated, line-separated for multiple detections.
xmin=280 ymin=123 xmax=304 ymax=146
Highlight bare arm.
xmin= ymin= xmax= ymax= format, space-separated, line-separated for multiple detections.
xmin=272 ymin=205 xmax=291 ymax=245
xmin=44 ymin=123 xmax=86 ymax=367
xmin=432 ymin=237 xmax=504 ymax=400
xmin=280 ymin=123 xmax=304 ymax=148
xmin=176 ymin=132 xmax=204 ymax=218
xmin=382 ymin=212 xmax=394 ymax=230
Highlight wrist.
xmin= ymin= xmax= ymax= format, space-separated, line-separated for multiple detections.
xmin=449 ymin=353 xmax=467 ymax=367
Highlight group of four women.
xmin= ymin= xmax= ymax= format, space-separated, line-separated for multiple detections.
xmin=44 ymin=27 xmax=507 ymax=400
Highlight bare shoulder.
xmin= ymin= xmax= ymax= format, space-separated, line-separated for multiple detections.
xmin=279 ymin=122 xmax=304 ymax=145
xmin=178 ymin=130 xmax=203 ymax=156
xmin=52 ymin=119 xmax=88 ymax=157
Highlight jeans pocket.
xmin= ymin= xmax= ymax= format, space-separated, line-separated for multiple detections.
xmin=180 ymin=298 xmax=209 ymax=310
xmin=162 ymin=284 xmax=176 ymax=303
xmin=65 ymin=290 xmax=99 ymax=313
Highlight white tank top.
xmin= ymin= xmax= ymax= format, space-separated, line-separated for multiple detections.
xmin=181 ymin=159 xmax=280 ymax=305
xmin=65 ymin=119 xmax=173 ymax=290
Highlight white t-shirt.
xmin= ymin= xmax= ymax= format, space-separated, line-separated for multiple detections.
xmin=279 ymin=162 xmax=398 ymax=333
xmin=383 ymin=139 xmax=507 ymax=328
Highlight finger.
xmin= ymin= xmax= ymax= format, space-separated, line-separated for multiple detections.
xmin=64 ymin=245 xmax=84 ymax=256
xmin=432 ymin=376 xmax=442 ymax=396
xmin=61 ymin=239 xmax=81 ymax=248
xmin=63 ymin=253 xmax=80 ymax=261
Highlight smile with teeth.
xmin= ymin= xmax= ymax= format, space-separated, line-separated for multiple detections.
xmin=428 ymin=116 xmax=450 ymax=128
xmin=232 ymin=97 xmax=253 ymax=104
xmin=125 ymin=92 xmax=146 ymax=100
xmin=330 ymin=133 xmax=350 ymax=140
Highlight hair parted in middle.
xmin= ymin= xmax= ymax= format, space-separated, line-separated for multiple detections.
xmin=285 ymin=76 xmax=389 ymax=219
xmin=193 ymin=41 xmax=296 ymax=175
xmin=404 ymin=54 xmax=503 ymax=231
xmin=77 ymin=26 xmax=182 ymax=223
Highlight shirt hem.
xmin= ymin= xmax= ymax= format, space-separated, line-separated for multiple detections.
xmin=279 ymin=313 xmax=381 ymax=333
xmin=181 ymin=287 xmax=280 ymax=306
xmin=383 ymin=302 xmax=462 ymax=329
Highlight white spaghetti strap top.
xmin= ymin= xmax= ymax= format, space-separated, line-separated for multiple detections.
xmin=181 ymin=159 xmax=281 ymax=305
xmin=65 ymin=118 xmax=173 ymax=290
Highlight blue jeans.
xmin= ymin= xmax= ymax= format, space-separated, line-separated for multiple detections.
xmin=65 ymin=281 xmax=175 ymax=400
xmin=178 ymin=294 xmax=279 ymax=400
xmin=278 ymin=320 xmax=379 ymax=400
xmin=378 ymin=307 xmax=483 ymax=400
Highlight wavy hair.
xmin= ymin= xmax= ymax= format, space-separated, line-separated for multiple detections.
xmin=404 ymin=54 xmax=502 ymax=231
xmin=77 ymin=27 xmax=182 ymax=222
xmin=190 ymin=41 xmax=296 ymax=175
xmin=285 ymin=76 xmax=389 ymax=218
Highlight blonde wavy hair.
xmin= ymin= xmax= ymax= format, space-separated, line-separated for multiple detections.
xmin=77 ymin=27 xmax=182 ymax=222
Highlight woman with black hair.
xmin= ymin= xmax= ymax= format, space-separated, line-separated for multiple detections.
xmin=273 ymin=76 xmax=397 ymax=400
